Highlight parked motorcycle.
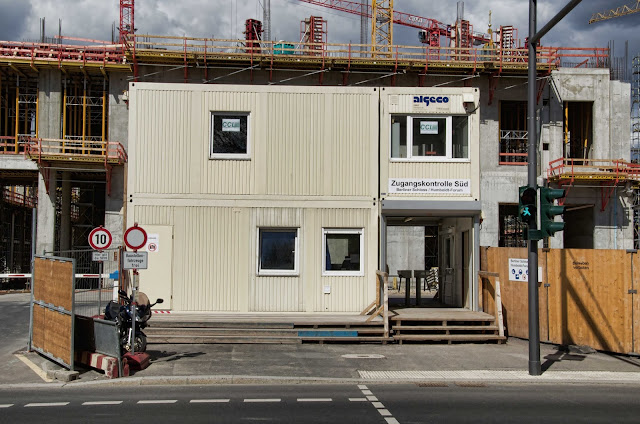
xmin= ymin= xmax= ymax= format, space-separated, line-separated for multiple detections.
xmin=104 ymin=290 xmax=164 ymax=353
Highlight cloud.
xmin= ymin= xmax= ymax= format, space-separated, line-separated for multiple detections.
xmin=0 ymin=0 xmax=32 ymax=41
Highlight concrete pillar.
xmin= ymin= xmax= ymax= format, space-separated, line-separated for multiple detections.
xmin=106 ymin=73 xmax=129 ymax=246
xmin=36 ymin=170 xmax=56 ymax=255
xmin=38 ymin=70 xmax=62 ymax=138
xmin=35 ymin=69 xmax=62 ymax=256
xmin=60 ymin=171 xmax=72 ymax=251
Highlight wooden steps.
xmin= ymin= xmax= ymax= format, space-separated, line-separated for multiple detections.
xmin=390 ymin=309 xmax=506 ymax=344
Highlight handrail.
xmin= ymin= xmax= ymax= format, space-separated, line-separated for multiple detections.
xmin=547 ymin=157 xmax=640 ymax=181
xmin=22 ymin=137 xmax=127 ymax=164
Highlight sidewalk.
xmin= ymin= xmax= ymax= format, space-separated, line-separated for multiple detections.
xmin=8 ymin=337 xmax=640 ymax=387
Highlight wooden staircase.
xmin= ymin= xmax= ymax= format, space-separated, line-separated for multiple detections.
xmin=145 ymin=317 xmax=391 ymax=345
xmin=390 ymin=309 xmax=505 ymax=344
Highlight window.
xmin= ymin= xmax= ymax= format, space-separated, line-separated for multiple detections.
xmin=323 ymin=229 xmax=364 ymax=276
xmin=258 ymin=229 xmax=299 ymax=276
xmin=499 ymin=101 xmax=528 ymax=165
xmin=391 ymin=115 xmax=468 ymax=160
xmin=498 ymin=204 xmax=527 ymax=247
xmin=210 ymin=112 xmax=250 ymax=159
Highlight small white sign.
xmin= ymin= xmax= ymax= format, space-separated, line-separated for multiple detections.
xmin=222 ymin=118 xmax=240 ymax=132
xmin=123 ymin=251 xmax=149 ymax=270
xmin=420 ymin=121 xmax=438 ymax=134
xmin=145 ymin=234 xmax=160 ymax=253
xmin=92 ymin=251 xmax=109 ymax=262
xmin=389 ymin=178 xmax=471 ymax=195
xmin=323 ymin=285 xmax=331 ymax=294
xmin=509 ymin=258 xmax=543 ymax=282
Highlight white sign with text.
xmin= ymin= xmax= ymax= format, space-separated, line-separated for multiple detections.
xmin=388 ymin=178 xmax=471 ymax=195
xmin=509 ymin=258 xmax=543 ymax=282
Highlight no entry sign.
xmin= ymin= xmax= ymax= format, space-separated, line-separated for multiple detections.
xmin=124 ymin=224 xmax=147 ymax=251
xmin=88 ymin=227 xmax=112 ymax=250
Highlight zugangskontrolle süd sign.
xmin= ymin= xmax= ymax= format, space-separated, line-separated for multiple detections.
xmin=388 ymin=178 xmax=471 ymax=195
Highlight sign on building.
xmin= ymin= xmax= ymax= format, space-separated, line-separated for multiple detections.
xmin=388 ymin=178 xmax=471 ymax=195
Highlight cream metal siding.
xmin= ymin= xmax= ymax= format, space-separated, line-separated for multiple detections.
xmin=128 ymin=84 xmax=380 ymax=313
xmin=380 ymin=87 xmax=481 ymax=201
xmin=130 ymin=84 xmax=378 ymax=199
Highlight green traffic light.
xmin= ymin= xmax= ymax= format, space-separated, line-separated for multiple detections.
xmin=540 ymin=187 xmax=565 ymax=237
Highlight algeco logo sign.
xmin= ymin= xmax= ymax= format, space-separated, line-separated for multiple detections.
xmin=222 ymin=118 xmax=241 ymax=132
xmin=413 ymin=95 xmax=450 ymax=106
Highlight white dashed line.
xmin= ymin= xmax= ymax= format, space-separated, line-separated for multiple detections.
xmin=378 ymin=409 xmax=392 ymax=417
xmin=190 ymin=399 xmax=230 ymax=403
xmin=137 ymin=400 xmax=177 ymax=404
xmin=25 ymin=402 xmax=69 ymax=407
xmin=366 ymin=395 xmax=378 ymax=401
xmin=361 ymin=390 xmax=373 ymax=395
xmin=372 ymin=402 xmax=385 ymax=409
xmin=349 ymin=398 xmax=368 ymax=402
xmin=0 ymin=404 xmax=13 ymax=408
xmin=83 ymin=401 xmax=123 ymax=406
xmin=358 ymin=385 xmax=368 ymax=390
xmin=244 ymin=399 xmax=281 ymax=403
xmin=297 ymin=398 xmax=332 ymax=402
xmin=385 ymin=418 xmax=400 ymax=424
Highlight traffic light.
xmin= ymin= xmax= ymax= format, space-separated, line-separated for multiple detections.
xmin=518 ymin=186 xmax=537 ymax=225
xmin=540 ymin=187 xmax=565 ymax=237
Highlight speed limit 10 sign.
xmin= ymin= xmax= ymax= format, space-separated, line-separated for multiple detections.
xmin=89 ymin=226 xmax=112 ymax=250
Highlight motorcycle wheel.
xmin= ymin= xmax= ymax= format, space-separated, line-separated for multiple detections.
xmin=122 ymin=334 xmax=147 ymax=353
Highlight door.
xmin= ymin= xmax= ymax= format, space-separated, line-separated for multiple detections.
xmin=138 ymin=225 xmax=173 ymax=310
xmin=442 ymin=235 xmax=455 ymax=306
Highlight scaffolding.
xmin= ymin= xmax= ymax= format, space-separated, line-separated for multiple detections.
xmin=300 ymin=16 xmax=327 ymax=55
xmin=0 ymin=75 xmax=38 ymax=154
xmin=632 ymin=54 xmax=640 ymax=248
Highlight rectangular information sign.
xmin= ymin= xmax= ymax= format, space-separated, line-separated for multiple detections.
xmin=123 ymin=251 xmax=149 ymax=270
xmin=92 ymin=251 xmax=109 ymax=262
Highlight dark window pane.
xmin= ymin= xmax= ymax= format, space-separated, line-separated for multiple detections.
xmin=212 ymin=114 xmax=248 ymax=154
xmin=260 ymin=230 xmax=296 ymax=271
xmin=452 ymin=116 xmax=468 ymax=158
xmin=391 ymin=116 xmax=407 ymax=158
xmin=325 ymin=233 xmax=361 ymax=271
xmin=412 ymin=117 xmax=446 ymax=156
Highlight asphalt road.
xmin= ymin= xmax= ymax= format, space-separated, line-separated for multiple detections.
xmin=0 ymin=383 xmax=639 ymax=423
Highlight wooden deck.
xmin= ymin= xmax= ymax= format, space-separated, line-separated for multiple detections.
xmin=146 ymin=308 xmax=503 ymax=345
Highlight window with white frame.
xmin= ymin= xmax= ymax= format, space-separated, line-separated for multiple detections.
xmin=323 ymin=228 xmax=364 ymax=276
xmin=391 ymin=115 xmax=468 ymax=160
xmin=258 ymin=228 xmax=299 ymax=276
xmin=210 ymin=112 xmax=250 ymax=159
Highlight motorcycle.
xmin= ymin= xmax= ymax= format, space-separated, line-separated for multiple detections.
xmin=104 ymin=290 xmax=164 ymax=353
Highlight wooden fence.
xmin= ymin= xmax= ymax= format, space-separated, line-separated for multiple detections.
xmin=481 ymin=247 xmax=640 ymax=354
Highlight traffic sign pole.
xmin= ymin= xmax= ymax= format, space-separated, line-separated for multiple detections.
xmin=124 ymin=223 xmax=148 ymax=357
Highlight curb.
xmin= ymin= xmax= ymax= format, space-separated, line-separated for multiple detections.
xmin=2 ymin=371 xmax=640 ymax=390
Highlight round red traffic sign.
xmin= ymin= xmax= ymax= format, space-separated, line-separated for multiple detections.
xmin=88 ymin=226 xmax=112 ymax=250
xmin=124 ymin=224 xmax=147 ymax=250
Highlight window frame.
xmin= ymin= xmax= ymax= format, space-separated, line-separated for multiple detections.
xmin=257 ymin=228 xmax=300 ymax=277
xmin=322 ymin=228 xmax=365 ymax=277
xmin=209 ymin=111 xmax=251 ymax=160
xmin=390 ymin=114 xmax=470 ymax=163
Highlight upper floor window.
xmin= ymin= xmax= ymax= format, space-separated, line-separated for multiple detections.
xmin=210 ymin=112 xmax=250 ymax=159
xmin=258 ymin=228 xmax=299 ymax=276
xmin=391 ymin=115 xmax=468 ymax=161
xmin=499 ymin=101 xmax=528 ymax=165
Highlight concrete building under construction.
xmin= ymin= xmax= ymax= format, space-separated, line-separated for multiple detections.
xmin=0 ymin=1 xmax=637 ymax=318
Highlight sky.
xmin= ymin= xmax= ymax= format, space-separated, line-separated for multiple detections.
xmin=0 ymin=0 xmax=638 ymax=66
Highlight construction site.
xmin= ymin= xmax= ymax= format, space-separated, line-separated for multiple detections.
xmin=2 ymin=1 xmax=640 ymax=348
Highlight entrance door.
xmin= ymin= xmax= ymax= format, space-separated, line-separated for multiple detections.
xmin=442 ymin=235 xmax=455 ymax=306
xmin=138 ymin=225 xmax=173 ymax=310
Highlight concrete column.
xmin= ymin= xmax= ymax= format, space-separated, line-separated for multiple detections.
xmin=36 ymin=170 xmax=57 ymax=255
xmin=60 ymin=171 xmax=71 ymax=251
xmin=35 ymin=69 xmax=63 ymax=256
xmin=38 ymin=70 xmax=62 ymax=138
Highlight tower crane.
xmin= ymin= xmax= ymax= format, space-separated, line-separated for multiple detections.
xmin=296 ymin=0 xmax=490 ymax=51
xmin=589 ymin=1 xmax=640 ymax=23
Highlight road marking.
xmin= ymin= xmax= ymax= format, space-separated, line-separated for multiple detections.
xmin=372 ymin=402 xmax=385 ymax=409
xmin=190 ymin=399 xmax=230 ymax=403
xmin=349 ymin=398 xmax=368 ymax=402
xmin=244 ymin=399 xmax=281 ymax=403
xmin=138 ymin=400 xmax=177 ymax=404
xmin=361 ymin=390 xmax=373 ymax=395
xmin=366 ymin=396 xmax=378 ymax=401
xmin=25 ymin=402 xmax=69 ymax=407
xmin=357 ymin=385 xmax=400 ymax=424
xmin=0 ymin=404 xmax=13 ymax=408
xmin=297 ymin=398 xmax=332 ymax=402
xmin=378 ymin=409 xmax=392 ymax=417
xmin=358 ymin=385 xmax=368 ymax=390
xmin=15 ymin=354 xmax=54 ymax=383
xmin=83 ymin=401 xmax=123 ymax=406
xmin=385 ymin=418 xmax=400 ymax=424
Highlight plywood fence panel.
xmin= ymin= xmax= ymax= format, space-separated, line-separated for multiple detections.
xmin=33 ymin=257 xmax=73 ymax=311
xmin=483 ymin=247 xmax=637 ymax=354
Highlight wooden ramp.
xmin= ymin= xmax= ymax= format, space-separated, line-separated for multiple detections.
xmin=390 ymin=308 xmax=506 ymax=344
xmin=145 ymin=313 xmax=391 ymax=345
